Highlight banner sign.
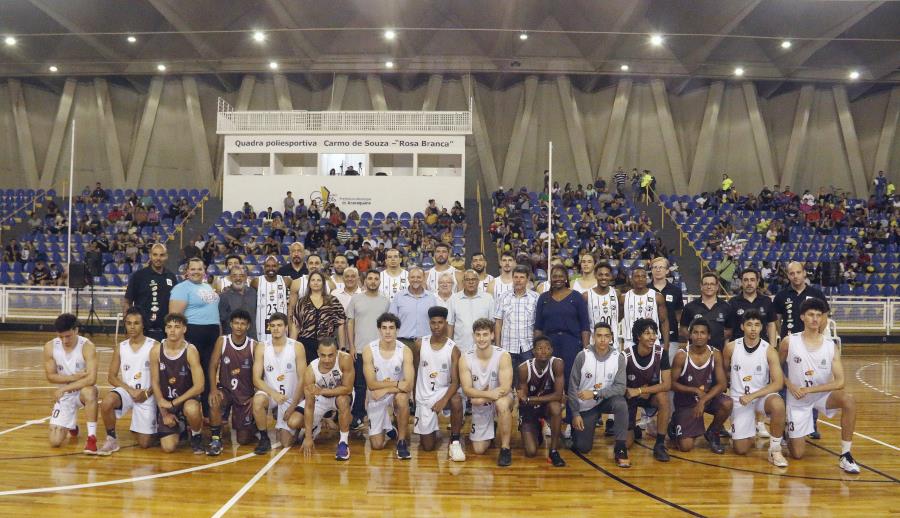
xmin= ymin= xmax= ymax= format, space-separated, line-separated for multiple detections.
xmin=225 ymin=135 xmax=465 ymax=155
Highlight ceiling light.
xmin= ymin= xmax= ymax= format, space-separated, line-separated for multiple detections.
xmin=252 ymin=31 xmax=266 ymax=43
xmin=734 ymin=67 xmax=745 ymax=77
xmin=157 ymin=64 xmax=167 ymax=72
xmin=649 ymin=34 xmax=664 ymax=46
xmin=127 ymin=35 xmax=137 ymax=44
xmin=48 ymin=65 xmax=58 ymax=72
xmin=848 ymin=70 xmax=860 ymax=80
xmin=269 ymin=61 xmax=279 ymax=70
xmin=519 ymin=32 xmax=528 ymax=41
xmin=384 ymin=29 xmax=396 ymax=40
xmin=780 ymin=40 xmax=792 ymax=49
xmin=4 ymin=36 xmax=16 ymax=46
xmin=620 ymin=64 xmax=630 ymax=72
xmin=385 ymin=60 xmax=394 ymax=69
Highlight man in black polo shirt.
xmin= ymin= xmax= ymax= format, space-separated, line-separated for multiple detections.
xmin=123 ymin=243 xmax=177 ymax=341
xmin=679 ymin=272 xmax=735 ymax=351
xmin=730 ymin=268 xmax=777 ymax=342
xmin=773 ymin=261 xmax=827 ymax=339
xmin=650 ymin=257 xmax=684 ymax=361
xmin=278 ymin=242 xmax=309 ymax=281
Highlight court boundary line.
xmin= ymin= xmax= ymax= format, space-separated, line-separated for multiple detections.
xmin=211 ymin=447 xmax=292 ymax=518
xmin=0 ymin=452 xmax=257 ymax=496
xmin=803 ymin=440 xmax=900 ymax=484
xmin=854 ymin=361 xmax=900 ymax=400
xmin=816 ymin=419 xmax=900 ymax=452
xmin=0 ymin=416 xmax=49 ymax=436
xmin=572 ymin=449 xmax=707 ymax=517
xmin=0 ymin=443 xmax=138 ymax=461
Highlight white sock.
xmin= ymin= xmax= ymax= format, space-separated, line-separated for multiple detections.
xmin=770 ymin=437 xmax=782 ymax=451
xmin=87 ymin=422 xmax=97 ymax=436
xmin=841 ymin=440 xmax=852 ymax=455
xmin=340 ymin=431 xmax=349 ymax=443
xmin=191 ymin=429 xmax=201 ymax=437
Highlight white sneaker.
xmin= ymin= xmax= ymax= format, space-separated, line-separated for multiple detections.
xmin=542 ymin=421 xmax=551 ymax=437
xmin=768 ymin=449 xmax=788 ymax=468
xmin=562 ymin=424 xmax=572 ymax=439
xmin=96 ymin=436 xmax=119 ymax=456
xmin=756 ymin=421 xmax=771 ymax=438
xmin=449 ymin=441 xmax=466 ymax=462
xmin=839 ymin=453 xmax=860 ymax=474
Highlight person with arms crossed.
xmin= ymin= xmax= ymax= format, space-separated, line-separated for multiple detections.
xmin=44 ymin=313 xmax=99 ymax=453
xmin=298 ymin=338 xmax=355 ymax=461
xmin=124 ymin=243 xmax=177 ymax=342
xmin=624 ymin=318 xmax=672 ymax=462
xmin=97 ymin=308 xmax=157 ymax=454
xmin=517 ymin=336 xmax=566 ymax=467
xmin=150 ymin=313 xmax=206 ymax=454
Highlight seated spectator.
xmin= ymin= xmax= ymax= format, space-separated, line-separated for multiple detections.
xmin=90 ymin=182 xmax=108 ymax=203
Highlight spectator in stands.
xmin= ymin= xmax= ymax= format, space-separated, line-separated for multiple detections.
xmin=28 ymin=254 xmax=55 ymax=286
xmin=451 ymin=205 xmax=466 ymax=230
xmin=218 ymin=265 xmax=257 ymax=340
xmin=27 ymin=212 xmax=42 ymax=234
xmin=90 ymin=182 xmax=108 ymax=203
xmin=721 ymin=173 xmax=734 ymax=194
xmin=291 ymin=270 xmax=346 ymax=364
xmin=640 ymin=170 xmax=655 ymax=201
xmin=613 ymin=168 xmax=627 ymax=195
xmin=873 ymin=171 xmax=887 ymax=199
xmin=2 ymin=239 xmax=20 ymax=262
xmin=283 ymin=191 xmax=295 ymax=216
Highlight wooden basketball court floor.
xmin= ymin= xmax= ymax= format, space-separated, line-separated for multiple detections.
xmin=0 ymin=332 xmax=897 ymax=517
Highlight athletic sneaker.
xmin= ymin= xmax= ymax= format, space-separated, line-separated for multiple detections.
xmin=768 ymin=449 xmax=789 ymax=468
xmin=254 ymin=433 xmax=272 ymax=455
xmin=809 ymin=431 xmax=821 ymax=440
xmin=191 ymin=434 xmax=204 ymax=454
xmin=719 ymin=427 xmax=731 ymax=439
xmin=386 ymin=427 xmax=398 ymax=441
xmin=449 ymin=441 xmax=466 ymax=462
xmin=548 ymin=449 xmax=566 ymax=467
xmin=497 ymin=447 xmax=512 ymax=467
xmin=396 ymin=440 xmax=411 ymax=460
xmin=69 ymin=426 xmax=79 ymax=438
xmin=632 ymin=427 xmax=643 ymax=441
xmin=667 ymin=422 xmax=677 ymax=441
xmin=614 ymin=447 xmax=631 ymax=468
xmin=350 ymin=417 xmax=366 ymax=432
xmin=206 ymin=437 xmax=223 ymax=456
xmin=605 ymin=418 xmax=615 ymax=437
xmin=756 ymin=421 xmax=771 ymax=438
xmin=653 ymin=442 xmax=670 ymax=462
xmin=335 ymin=441 xmax=350 ymax=461
xmin=839 ymin=452 xmax=861 ymax=474
xmin=704 ymin=430 xmax=725 ymax=455
xmin=83 ymin=435 xmax=98 ymax=455
xmin=96 ymin=436 xmax=119 ymax=456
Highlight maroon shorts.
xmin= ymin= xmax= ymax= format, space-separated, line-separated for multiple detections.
xmin=222 ymin=391 xmax=257 ymax=433
xmin=673 ymin=394 xmax=729 ymax=439
xmin=156 ymin=398 xmax=200 ymax=436
xmin=519 ymin=403 xmax=551 ymax=426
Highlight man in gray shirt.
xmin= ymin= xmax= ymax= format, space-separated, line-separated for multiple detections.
xmin=568 ymin=322 xmax=630 ymax=467
xmin=218 ymin=265 xmax=258 ymax=339
xmin=346 ymin=269 xmax=390 ymax=428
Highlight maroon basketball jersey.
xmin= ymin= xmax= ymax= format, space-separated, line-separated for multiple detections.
xmin=625 ymin=344 xmax=664 ymax=388
xmin=219 ymin=335 xmax=256 ymax=404
xmin=674 ymin=346 xmax=715 ymax=409
xmin=159 ymin=341 xmax=194 ymax=402
xmin=524 ymin=357 xmax=559 ymax=398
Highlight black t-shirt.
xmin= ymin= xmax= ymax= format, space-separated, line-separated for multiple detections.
xmin=125 ymin=266 xmax=177 ymax=330
xmin=680 ymin=299 xmax=736 ymax=350
xmin=654 ymin=281 xmax=684 ymax=343
xmin=772 ymin=285 xmax=827 ymax=336
xmin=277 ymin=263 xmax=308 ymax=280
xmin=729 ymin=293 xmax=777 ymax=340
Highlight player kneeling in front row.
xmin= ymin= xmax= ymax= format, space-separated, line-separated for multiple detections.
xmin=299 ymin=338 xmax=355 ymax=460
xmin=363 ymin=312 xmax=415 ymax=459
xmin=98 ymin=308 xmax=158 ymax=454
xmin=570 ymin=323 xmax=630 ymax=467
xmin=624 ymin=318 xmax=672 ymax=462
xmin=44 ymin=313 xmax=99 ymax=453
xmin=723 ymin=310 xmax=788 ymax=467
xmin=671 ymin=318 xmax=732 ymax=454
xmin=252 ymin=312 xmax=306 ymax=454
xmin=459 ymin=318 xmax=514 ymax=467
xmin=415 ymin=307 xmax=465 ymax=461
xmin=150 ymin=313 xmax=206 ymax=453
xmin=780 ymin=299 xmax=860 ymax=474
xmin=206 ymin=309 xmax=258 ymax=456
xmin=518 ymin=336 xmax=566 ymax=467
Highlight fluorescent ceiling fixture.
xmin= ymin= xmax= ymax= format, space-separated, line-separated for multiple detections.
xmin=519 ymin=32 xmax=528 ymax=40
xmin=252 ymin=31 xmax=266 ymax=43
xmin=384 ymin=29 xmax=396 ymax=40
xmin=4 ymin=36 xmax=16 ymax=46
xmin=127 ymin=35 xmax=137 ymax=43
xmin=649 ymin=34 xmax=663 ymax=46
xmin=620 ymin=64 xmax=629 ymax=71
xmin=780 ymin=40 xmax=792 ymax=49
xmin=48 ymin=65 xmax=58 ymax=72
xmin=157 ymin=63 xmax=167 ymax=72
xmin=269 ymin=61 xmax=279 ymax=69
xmin=734 ymin=67 xmax=745 ymax=77
xmin=848 ymin=70 xmax=860 ymax=80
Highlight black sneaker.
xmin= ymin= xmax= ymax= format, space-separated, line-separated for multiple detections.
xmin=396 ymin=440 xmax=411 ymax=460
xmin=548 ymin=449 xmax=566 ymax=467
xmin=604 ymin=418 xmax=615 ymax=437
xmin=386 ymin=427 xmax=398 ymax=441
xmin=497 ymin=447 xmax=512 ymax=467
xmin=667 ymin=421 xmax=677 ymax=441
xmin=809 ymin=431 xmax=822 ymax=440
xmin=190 ymin=434 xmax=204 ymax=455
xmin=632 ymin=427 xmax=643 ymax=441
xmin=719 ymin=427 xmax=731 ymax=439
xmin=350 ymin=417 xmax=365 ymax=432
xmin=653 ymin=442 xmax=670 ymax=462
xmin=704 ymin=431 xmax=725 ymax=454
xmin=254 ymin=433 xmax=272 ymax=455
xmin=614 ymin=447 xmax=631 ymax=468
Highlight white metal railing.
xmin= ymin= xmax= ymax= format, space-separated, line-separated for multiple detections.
xmin=216 ymin=98 xmax=471 ymax=135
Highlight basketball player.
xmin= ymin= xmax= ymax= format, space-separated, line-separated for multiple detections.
xmin=298 ymin=338 xmax=355 ymax=461
xmin=487 ymin=251 xmax=515 ymax=298
xmin=363 ymin=312 xmax=415 ymax=458
xmin=414 ymin=307 xmax=465 ymax=460
xmin=214 ymin=254 xmax=243 ymax=292
xmin=150 ymin=313 xmax=205 ymax=453
xmin=470 ymin=252 xmax=494 ymax=294
xmin=97 ymin=307 xmax=157 ymax=454
xmin=571 ymin=253 xmax=597 ymax=294
xmin=459 ymin=318 xmax=514 ymax=467
xmin=620 ymin=265 xmax=670 ymax=350
xmin=426 ymin=243 xmax=459 ymax=293
xmin=379 ymin=249 xmax=410 ymax=300
xmin=517 ymin=336 xmax=566 ymax=466
xmin=670 ymin=318 xmax=732 ymax=454
xmin=206 ymin=309 xmax=258 ymax=456
xmin=252 ymin=312 xmax=307 ymax=454
xmin=584 ymin=262 xmax=621 ymax=348
xmin=252 ymin=255 xmax=290 ymax=341
xmin=44 ymin=313 xmax=99 ymax=453
xmin=330 ymin=254 xmax=350 ymax=292
xmin=624 ymin=318 xmax=671 ymax=462
xmin=780 ymin=299 xmax=860 ymax=473
xmin=722 ymin=310 xmax=789 ymax=467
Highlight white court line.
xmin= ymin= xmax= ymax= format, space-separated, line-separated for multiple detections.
xmin=0 ymin=452 xmax=257 ymax=496
xmin=817 ymin=419 xmax=900 ymax=452
xmin=0 ymin=416 xmax=50 ymax=436
xmin=0 ymin=364 xmax=42 ymax=375
xmin=854 ymin=361 xmax=900 ymax=400
xmin=211 ymin=447 xmax=292 ymax=518
xmin=10 ymin=347 xmax=44 ymax=351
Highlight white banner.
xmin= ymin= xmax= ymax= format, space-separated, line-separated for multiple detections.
xmin=225 ymin=135 xmax=465 ymax=154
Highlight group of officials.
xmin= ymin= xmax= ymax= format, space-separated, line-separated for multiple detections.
xmin=41 ymin=242 xmax=861 ymax=472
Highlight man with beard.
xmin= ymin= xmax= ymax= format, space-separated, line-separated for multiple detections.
xmin=251 ymin=256 xmax=290 ymax=341
xmin=426 ymin=243 xmax=459 ymax=293
xmin=124 ymin=243 xmax=178 ymax=342
xmin=278 ymin=242 xmax=309 ymax=281
xmin=346 ymin=270 xmax=390 ymax=430
xmin=214 ymin=254 xmax=243 ymax=293
xmin=469 ymin=252 xmax=494 ymax=294
xmin=218 ymin=265 xmax=258 ymax=339
xmin=379 ymin=248 xmax=409 ymax=301
xmin=330 ymin=254 xmax=350 ymax=292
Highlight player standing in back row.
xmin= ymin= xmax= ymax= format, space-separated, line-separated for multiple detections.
xmin=252 ymin=255 xmax=290 ymax=341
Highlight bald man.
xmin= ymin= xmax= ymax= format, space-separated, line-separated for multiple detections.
xmin=124 ymin=243 xmax=178 ymax=342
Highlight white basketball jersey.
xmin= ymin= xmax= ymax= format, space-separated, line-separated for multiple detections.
xmin=786 ymin=333 xmax=835 ymax=391
xmin=622 ymin=289 xmax=660 ymax=344
xmin=467 ymin=346 xmax=504 ymax=391
xmin=118 ymin=337 xmax=154 ymax=390
xmin=587 ymin=288 xmax=620 ymax=345
xmin=572 ymin=277 xmax=596 ymax=294
xmin=52 ymin=336 xmax=88 ymax=379
xmin=369 ymin=340 xmax=406 ymax=382
xmin=728 ymin=338 xmax=771 ymax=398
xmin=415 ymin=335 xmax=456 ymax=403
xmin=310 ymin=356 xmax=344 ymax=406
xmin=426 ymin=266 xmax=458 ymax=293
xmin=263 ymin=339 xmax=299 ymax=398
xmin=379 ymin=269 xmax=409 ymax=300
xmin=492 ymin=277 xmax=513 ymax=298
xmin=478 ymin=274 xmax=494 ymax=294
xmin=331 ymin=275 xmax=345 ymax=293
xmin=576 ymin=348 xmax=620 ymax=412
xmin=256 ymin=275 xmax=288 ymax=339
